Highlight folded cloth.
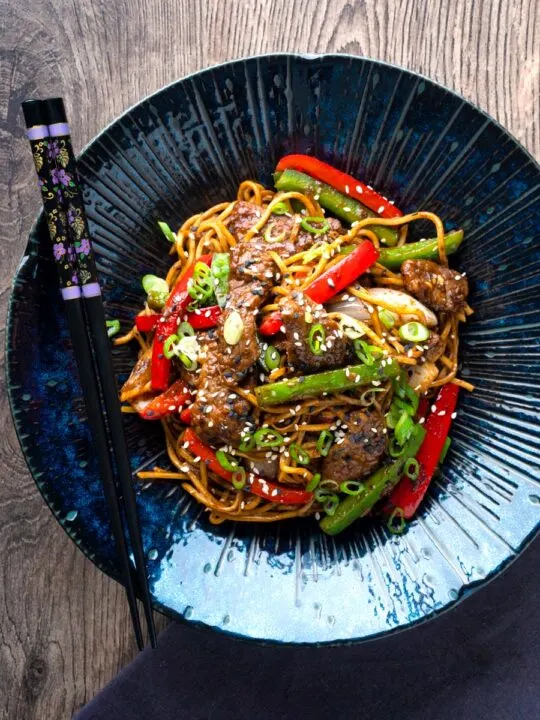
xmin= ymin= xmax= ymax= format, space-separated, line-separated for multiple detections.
xmin=74 ymin=542 xmax=539 ymax=720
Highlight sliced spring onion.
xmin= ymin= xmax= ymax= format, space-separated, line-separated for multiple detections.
xmin=360 ymin=387 xmax=386 ymax=405
xmin=379 ymin=308 xmax=397 ymax=329
xmin=404 ymin=457 xmax=420 ymax=480
xmin=216 ymin=450 xmax=239 ymax=472
xmin=232 ymin=466 xmax=246 ymax=490
xmin=188 ymin=262 xmax=214 ymax=303
xmin=393 ymin=396 xmax=416 ymax=417
xmin=385 ymin=403 xmax=402 ymax=429
xmin=308 ymin=323 xmax=325 ymax=355
xmin=340 ymin=480 xmax=365 ymax=495
xmin=324 ymin=494 xmax=340 ymax=516
xmin=270 ymin=201 xmax=290 ymax=215
xmin=142 ymin=274 xmax=169 ymax=295
xmin=399 ymin=321 xmax=430 ymax=343
xmin=253 ymin=427 xmax=285 ymax=447
xmin=315 ymin=487 xmax=335 ymax=502
xmin=264 ymin=345 xmax=281 ymax=371
xmin=393 ymin=377 xmax=420 ymax=415
xmin=163 ymin=334 xmax=180 ymax=359
xmin=163 ymin=333 xmax=199 ymax=370
xmin=157 ymin=220 xmax=177 ymax=243
xmin=147 ymin=289 xmax=168 ymax=310
xmin=300 ymin=216 xmax=330 ymax=235
xmin=106 ymin=319 xmax=121 ymax=338
xmin=395 ymin=411 xmax=414 ymax=446
xmin=354 ymin=339 xmax=383 ymax=365
xmin=389 ymin=437 xmax=404 ymax=458
xmin=316 ymin=430 xmax=334 ymax=457
xmin=223 ymin=310 xmax=244 ymax=345
xmin=387 ymin=506 xmax=406 ymax=535
xmin=289 ymin=444 xmax=310 ymax=465
xmin=263 ymin=221 xmax=287 ymax=243
xmin=239 ymin=433 xmax=256 ymax=452
xmin=306 ymin=473 xmax=321 ymax=492
xmin=177 ymin=321 xmax=195 ymax=338
xmin=339 ymin=315 xmax=366 ymax=340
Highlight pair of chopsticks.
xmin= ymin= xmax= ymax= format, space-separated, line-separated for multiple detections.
xmin=22 ymin=98 xmax=157 ymax=650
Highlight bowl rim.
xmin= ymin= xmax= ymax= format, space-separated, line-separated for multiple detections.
xmin=6 ymin=52 xmax=540 ymax=645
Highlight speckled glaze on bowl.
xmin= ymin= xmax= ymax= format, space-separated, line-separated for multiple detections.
xmin=7 ymin=54 xmax=540 ymax=644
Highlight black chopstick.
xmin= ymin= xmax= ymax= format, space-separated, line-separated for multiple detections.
xmin=22 ymin=99 xmax=156 ymax=650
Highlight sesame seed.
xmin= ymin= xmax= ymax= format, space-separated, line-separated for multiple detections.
xmin=377 ymin=205 xmax=385 ymax=214
xmin=168 ymin=405 xmax=176 ymax=411
xmin=438 ymin=410 xmax=446 ymax=416
xmin=419 ymin=417 xmax=426 ymax=424
xmin=343 ymin=206 xmax=351 ymax=212
xmin=431 ymin=405 xmax=437 ymax=413
xmin=345 ymin=185 xmax=350 ymax=194
xmin=293 ymin=332 xmax=300 ymax=340
xmin=315 ymin=512 xmax=321 ymax=520
xmin=355 ymin=185 xmax=363 ymax=194
xmin=451 ymin=412 xmax=457 ymax=419
xmin=371 ymin=427 xmax=378 ymax=433
xmin=327 ymin=278 xmax=336 ymax=288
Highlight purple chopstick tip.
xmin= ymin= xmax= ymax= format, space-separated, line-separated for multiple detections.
xmin=61 ymin=285 xmax=82 ymax=300
xmin=26 ymin=125 xmax=49 ymax=140
xmin=48 ymin=122 xmax=70 ymax=137
xmin=82 ymin=282 xmax=102 ymax=298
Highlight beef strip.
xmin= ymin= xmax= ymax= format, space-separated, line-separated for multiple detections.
xmin=401 ymin=259 xmax=468 ymax=313
xmin=120 ymin=348 xmax=152 ymax=401
xmin=322 ymin=409 xmax=387 ymax=484
xmin=191 ymin=201 xmax=343 ymax=447
xmin=279 ymin=293 xmax=349 ymax=372
xmin=190 ymin=340 xmax=255 ymax=447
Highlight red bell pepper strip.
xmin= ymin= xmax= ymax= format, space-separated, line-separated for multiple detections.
xmin=151 ymin=254 xmax=213 ymax=390
xmin=137 ymin=304 xmax=222 ymax=334
xmin=138 ymin=379 xmax=193 ymax=421
xmin=187 ymin=305 xmax=222 ymax=329
xmin=179 ymin=407 xmax=192 ymax=424
xmin=259 ymin=240 xmax=379 ymax=334
xmin=276 ymin=155 xmax=402 ymax=218
xmin=259 ymin=313 xmax=285 ymax=336
xmin=136 ymin=313 xmax=159 ymax=332
xmin=303 ymin=240 xmax=380 ymax=305
xmin=182 ymin=428 xmax=313 ymax=505
xmin=386 ymin=383 xmax=459 ymax=519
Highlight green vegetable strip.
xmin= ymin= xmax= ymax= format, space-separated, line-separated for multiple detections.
xmin=320 ymin=424 xmax=426 ymax=535
xmin=255 ymin=360 xmax=400 ymax=407
xmin=274 ymin=169 xmax=399 ymax=246
xmin=378 ymin=230 xmax=464 ymax=270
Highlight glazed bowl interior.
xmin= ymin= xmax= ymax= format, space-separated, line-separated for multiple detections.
xmin=7 ymin=54 xmax=540 ymax=644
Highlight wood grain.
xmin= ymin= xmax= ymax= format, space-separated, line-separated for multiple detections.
xmin=0 ymin=0 xmax=538 ymax=716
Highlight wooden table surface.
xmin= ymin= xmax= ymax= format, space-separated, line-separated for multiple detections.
xmin=0 ymin=1 xmax=538 ymax=717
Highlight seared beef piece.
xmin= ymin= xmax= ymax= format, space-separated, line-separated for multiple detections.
xmin=401 ymin=260 xmax=468 ymax=313
xmin=218 ymin=308 xmax=260 ymax=380
xmin=226 ymin=201 xmax=343 ymax=254
xmin=191 ymin=202 xmax=344 ymax=447
xmin=226 ymin=201 xmax=263 ymax=240
xmin=424 ymin=331 xmax=445 ymax=362
xmin=322 ymin=409 xmax=387 ymax=484
xmin=279 ymin=294 xmax=349 ymax=372
xmin=120 ymin=348 xmax=152 ymax=401
xmin=190 ymin=341 xmax=255 ymax=447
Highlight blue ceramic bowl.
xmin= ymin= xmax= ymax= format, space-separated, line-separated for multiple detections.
xmin=7 ymin=54 xmax=540 ymax=644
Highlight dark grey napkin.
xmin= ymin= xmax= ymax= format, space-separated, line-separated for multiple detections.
xmin=75 ymin=541 xmax=538 ymax=720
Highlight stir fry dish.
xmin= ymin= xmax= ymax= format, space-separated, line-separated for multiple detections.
xmin=115 ymin=155 xmax=473 ymax=535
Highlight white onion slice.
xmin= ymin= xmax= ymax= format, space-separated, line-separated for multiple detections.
xmin=407 ymin=362 xmax=439 ymax=394
xmin=329 ymin=287 xmax=437 ymax=327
